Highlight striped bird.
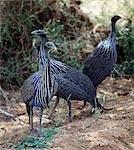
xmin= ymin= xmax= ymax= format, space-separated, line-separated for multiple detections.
xmin=32 ymin=30 xmax=108 ymax=122
xmin=83 ymin=15 xmax=121 ymax=106
xmin=21 ymin=37 xmax=58 ymax=134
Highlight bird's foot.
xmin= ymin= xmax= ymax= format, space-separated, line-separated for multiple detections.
xmin=90 ymin=107 xmax=103 ymax=114
xmin=37 ymin=132 xmax=42 ymax=137
xmin=90 ymin=108 xmax=95 ymax=114
xmin=83 ymin=101 xmax=87 ymax=108
xmin=90 ymin=106 xmax=113 ymax=114
xmin=30 ymin=128 xmax=38 ymax=134
xmin=68 ymin=117 xmax=73 ymax=123
xmin=30 ymin=128 xmax=43 ymax=137
xmin=47 ymin=114 xmax=52 ymax=120
xmin=101 ymin=106 xmax=113 ymax=111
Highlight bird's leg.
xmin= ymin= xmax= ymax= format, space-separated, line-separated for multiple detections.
xmin=83 ymin=101 xmax=87 ymax=107
xmin=26 ymin=104 xmax=30 ymax=124
xmin=66 ymin=94 xmax=72 ymax=122
xmin=84 ymin=88 xmax=97 ymax=108
xmin=29 ymin=106 xmax=34 ymax=132
xmin=48 ymin=96 xmax=59 ymax=119
xmin=88 ymin=97 xmax=97 ymax=114
xmin=39 ymin=107 xmax=44 ymax=136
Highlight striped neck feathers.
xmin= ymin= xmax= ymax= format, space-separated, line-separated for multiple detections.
xmin=39 ymin=49 xmax=69 ymax=75
xmin=50 ymin=59 xmax=69 ymax=75
xmin=39 ymin=43 xmax=50 ymax=71
xmin=34 ymin=43 xmax=52 ymax=106
xmin=38 ymin=42 xmax=52 ymax=92
xmin=38 ymin=44 xmax=69 ymax=76
xmin=112 ymin=20 xmax=116 ymax=33
xmin=94 ymin=33 xmax=116 ymax=57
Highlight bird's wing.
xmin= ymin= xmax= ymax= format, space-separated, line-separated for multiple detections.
xmin=56 ymin=76 xmax=91 ymax=101
xmin=50 ymin=59 xmax=71 ymax=75
xmin=21 ymin=72 xmax=40 ymax=103
xmin=51 ymin=59 xmax=96 ymax=98
xmin=21 ymin=71 xmax=57 ymax=105
xmin=83 ymin=54 xmax=111 ymax=87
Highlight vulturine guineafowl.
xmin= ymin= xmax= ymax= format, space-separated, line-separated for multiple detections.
xmin=21 ymin=37 xmax=58 ymax=135
xmin=83 ymin=15 xmax=121 ymax=106
xmin=32 ymin=30 xmax=109 ymax=122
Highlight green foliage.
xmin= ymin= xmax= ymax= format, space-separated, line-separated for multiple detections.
xmin=44 ymin=19 xmax=86 ymax=70
xmin=113 ymin=9 xmax=134 ymax=76
xmin=1 ymin=0 xmax=42 ymax=87
xmin=14 ymin=128 xmax=60 ymax=149
xmin=92 ymin=108 xmax=102 ymax=119
xmin=54 ymin=109 xmax=67 ymax=127
xmin=112 ymin=60 xmax=134 ymax=77
xmin=97 ymin=90 xmax=118 ymax=102
xmin=117 ymin=16 xmax=134 ymax=61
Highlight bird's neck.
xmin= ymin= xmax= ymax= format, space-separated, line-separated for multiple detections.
xmin=111 ymin=21 xmax=116 ymax=33
xmin=38 ymin=43 xmax=52 ymax=95
xmin=38 ymin=43 xmax=49 ymax=71
xmin=108 ymin=20 xmax=117 ymax=51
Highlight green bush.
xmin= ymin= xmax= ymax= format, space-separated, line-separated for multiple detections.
xmin=113 ymin=10 xmax=134 ymax=76
xmin=14 ymin=128 xmax=60 ymax=149
xmin=112 ymin=60 xmax=134 ymax=77
xmin=1 ymin=0 xmax=42 ymax=87
xmin=117 ymin=15 xmax=134 ymax=61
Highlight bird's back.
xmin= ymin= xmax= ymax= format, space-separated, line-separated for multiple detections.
xmin=63 ymin=67 xmax=95 ymax=97
xmin=83 ymin=34 xmax=117 ymax=87
xmin=55 ymin=75 xmax=94 ymax=102
xmin=52 ymin=60 xmax=96 ymax=100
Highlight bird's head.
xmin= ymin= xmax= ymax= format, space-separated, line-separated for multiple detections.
xmin=44 ymin=42 xmax=57 ymax=53
xmin=31 ymin=29 xmax=47 ymax=38
xmin=31 ymin=29 xmax=48 ymax=50
xmin=111 ymin=15 xmax=121 ymax=23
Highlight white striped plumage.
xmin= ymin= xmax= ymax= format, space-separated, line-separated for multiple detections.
xmin=34 ymin=59 xmax=53 ymax=106
xmin=28 ymin=42 xmax=68 ymax=107
xmin=93 ymin=32 xmax=116 ymax=59
xmin=83 ymin=16 xmax=121 ymax=89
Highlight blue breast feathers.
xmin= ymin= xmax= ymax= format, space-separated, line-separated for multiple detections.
xmin=31 ymin=99 xmax=43 ymax=107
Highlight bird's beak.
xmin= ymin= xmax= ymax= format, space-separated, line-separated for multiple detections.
xmin=51 ymin=47 xmax=57 ymax=53
xmin=118 ymin=16 xmax=121 ymax=21
xmin=32 ymin=38 xmax=36 ymax=48
xmin=31 ymin=29 xmax=47 ymax=36
xmin=31 ymin=30 xmax=38 ymax=35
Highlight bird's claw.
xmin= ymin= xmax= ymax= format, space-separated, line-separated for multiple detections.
xmin=30 ymin=128 xmax=38 ymax=134
xmin=101 ymin=106 xmax=113 ymax=111
xmin=90 ymin=106 xmax=113 ymax=114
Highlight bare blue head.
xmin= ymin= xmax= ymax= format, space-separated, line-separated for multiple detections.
xmin=31 ymin=29 xmax=47 ymax=43
xmin=111 ymin=15 xmax=121 ymax=32
xmin=31 ymin=30 xmax=57 ymax=52
xmin=111 ymin=15 xmax=121 ymax=23
xmin=44 ymin=42 xmax=57 ymax=53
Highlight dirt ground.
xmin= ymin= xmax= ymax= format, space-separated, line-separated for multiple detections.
xmin=0 ymin=76 xmax=134 ymax=150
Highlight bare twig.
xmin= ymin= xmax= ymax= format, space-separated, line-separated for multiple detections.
xmin=0 ymin=85 xmax=9 ymax=102
xmin=0 ymin=108 xmax=25 ymax=125
xmin=0 ymin=108 xmax=15 ymax=119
